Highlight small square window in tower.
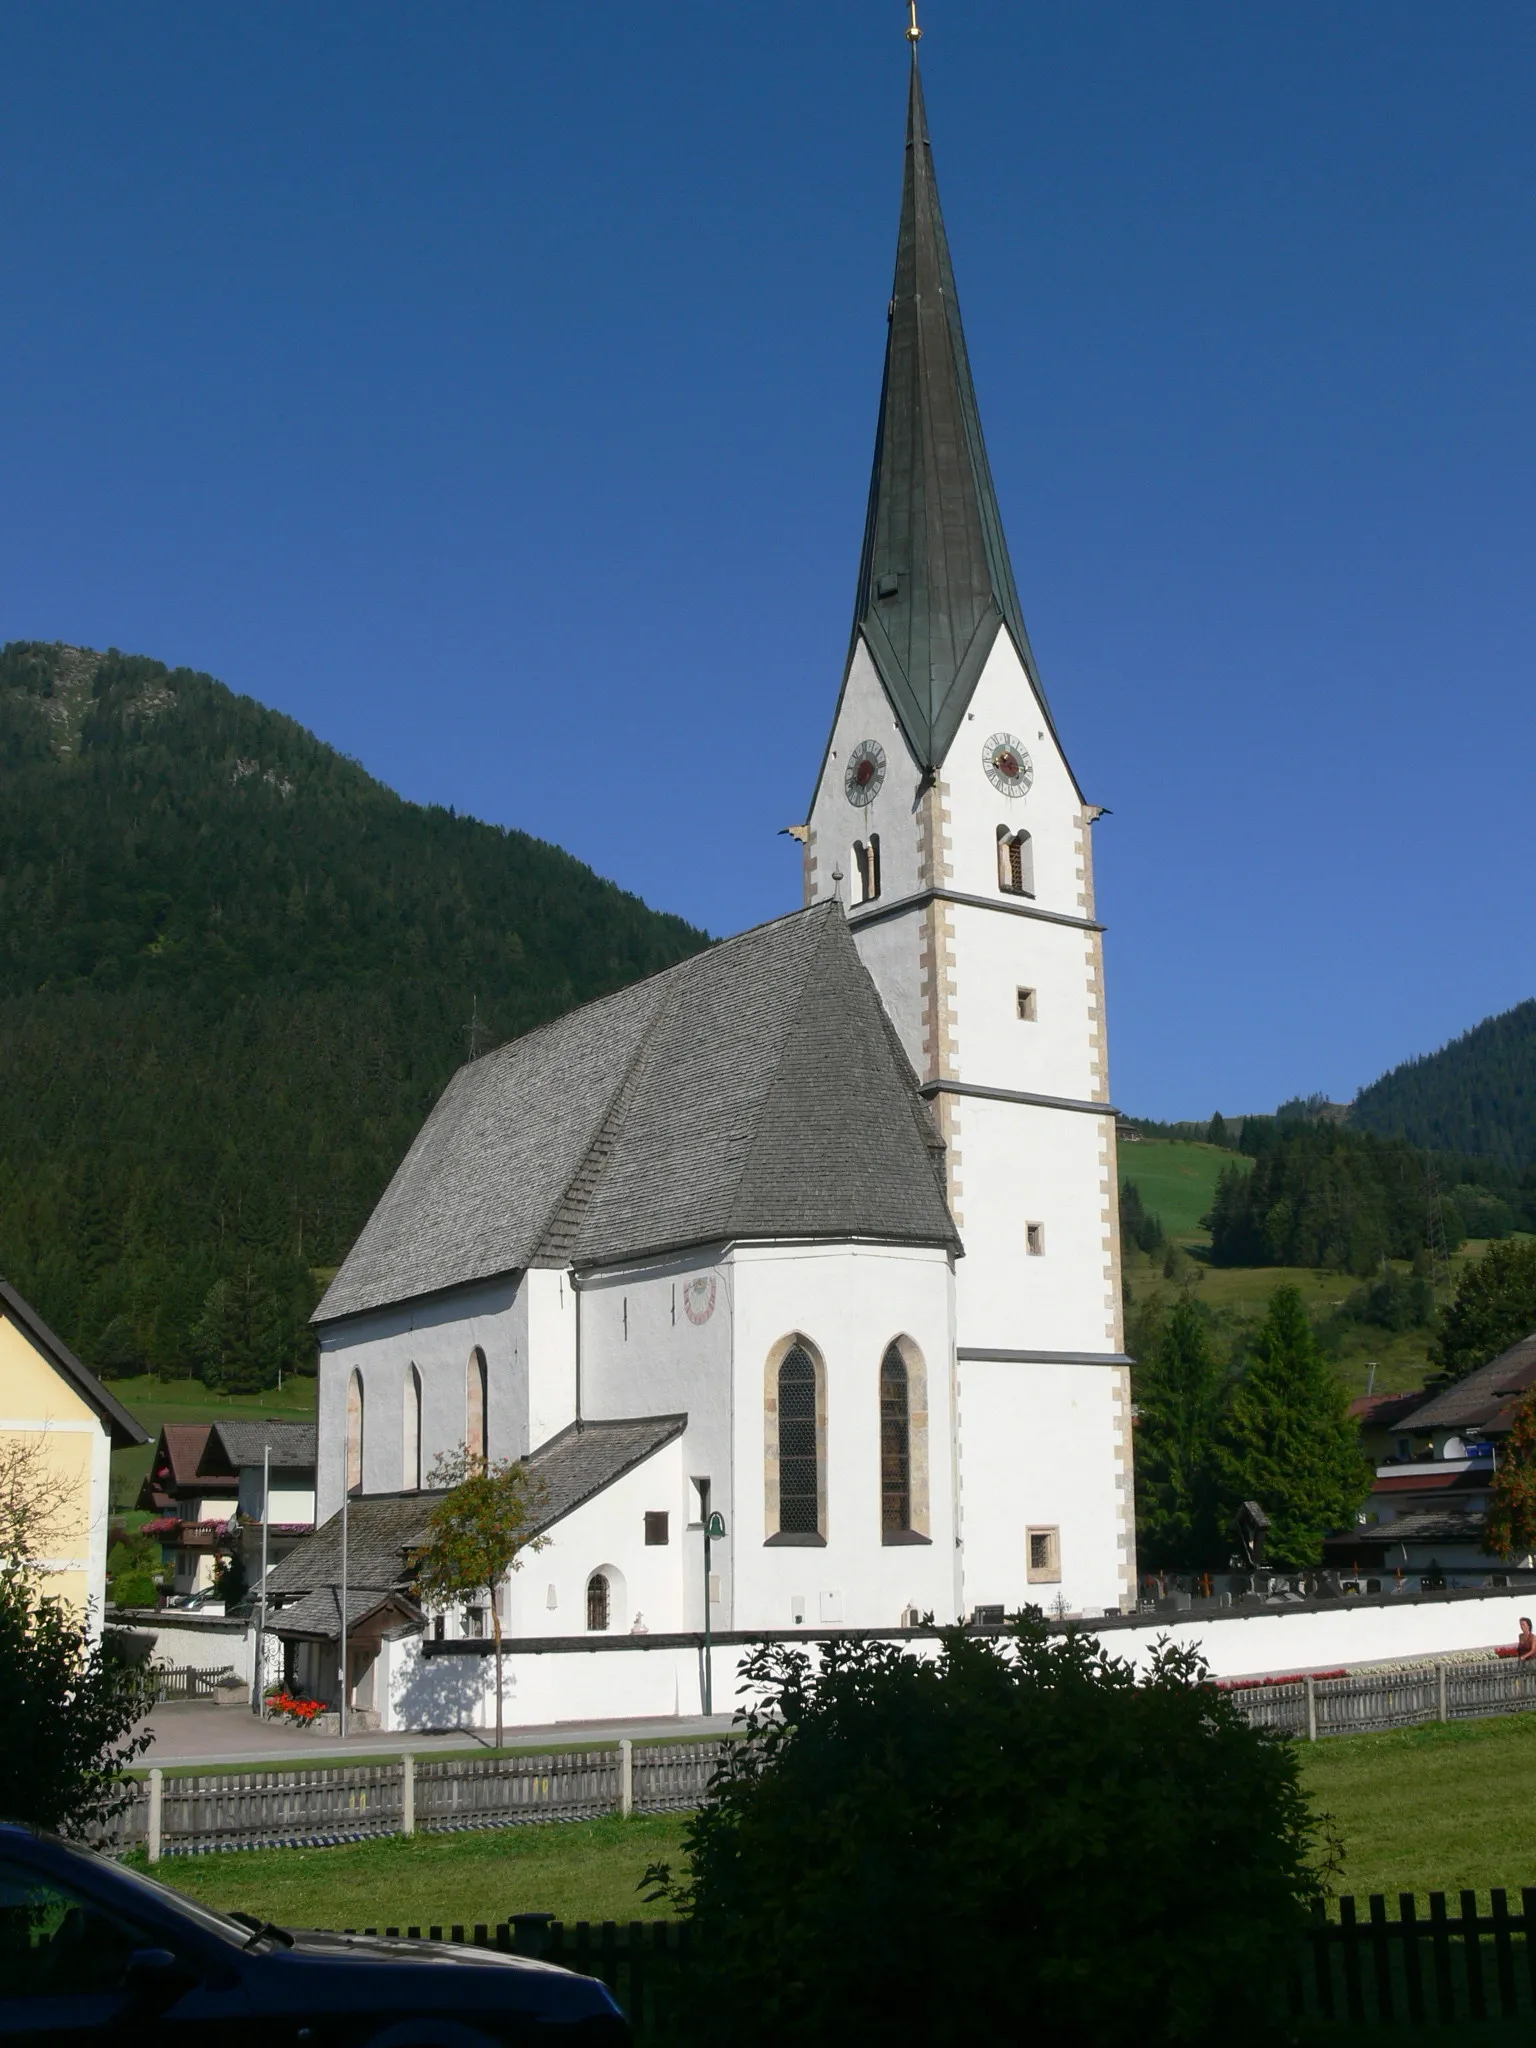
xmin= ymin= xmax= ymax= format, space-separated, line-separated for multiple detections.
xmin=1016 ymin=987 xmax=1037 ymax=1022
xmin=1026 ymin=1222 xmax=1045 ymax=1257
xmin=1027 ymin=1527 xmax=1061 ymax=1584
xmin=644 ymin=1511 xmax=669 ymax=1546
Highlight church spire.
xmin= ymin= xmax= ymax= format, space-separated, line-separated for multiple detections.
xmin=850 ymin=51 xmax=1048 ymax=772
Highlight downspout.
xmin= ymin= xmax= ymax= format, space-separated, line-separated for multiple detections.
xmin=571 ymin=1269 xmax=583 ymax=1431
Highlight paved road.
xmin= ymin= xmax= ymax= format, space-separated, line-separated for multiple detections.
xmin=138 ymin=1702 xmax=735 ymax=1768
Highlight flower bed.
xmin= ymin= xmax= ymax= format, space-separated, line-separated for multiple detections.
xmin=264 ymin=1689 xmax=326 ymax=1724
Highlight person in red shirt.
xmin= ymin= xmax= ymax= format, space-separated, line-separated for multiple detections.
xmin=1517 ymin=1617 xmax=1535 ymax=1662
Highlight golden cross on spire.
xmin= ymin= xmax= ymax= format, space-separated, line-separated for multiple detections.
xmin=905 ymin=1 xmax=922 ymax=45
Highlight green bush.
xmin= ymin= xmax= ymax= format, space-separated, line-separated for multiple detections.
xmin=649 ymin=1621 xmax=1329 ymax=2048
xmin=0 ymin=1575 xmax=152 ymax=1834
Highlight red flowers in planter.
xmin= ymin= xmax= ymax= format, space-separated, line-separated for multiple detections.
xmin=264 ymin=1689 xmax=326 ymax=1723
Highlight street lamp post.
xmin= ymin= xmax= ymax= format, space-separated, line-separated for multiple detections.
xmin=702 ymin=1509 xmax=726 ymax=1717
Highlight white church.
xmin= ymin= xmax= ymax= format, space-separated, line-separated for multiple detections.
xmin=267 ymin=49 xmax=1134 ymax=1732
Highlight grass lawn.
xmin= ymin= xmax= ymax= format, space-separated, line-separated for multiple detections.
xmin=105 ymin=1371 xmax=318 ymax=1510
xmin=135 ymin=1812 xmax=690 ymax=1929
xmin=1298 ymin=1712 xmax=1536 ymax=1904
xmin=1118 ymin=1138 xmax=1242 ymax=1237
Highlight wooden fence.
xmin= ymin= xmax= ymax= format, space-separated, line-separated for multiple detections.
xmin=1297 ymin=1890 xmax=1536 ymax=2026
xmin=324 ymin=1895 xmax=1536 ymax=2036
xmin=340 ymin=1917 xmax=690 ymax=2040
xmin=150 ymin=1662 xmax=238 ymax=1703
xmin=102 ymin=1740 xmax=728 ymax=1859
xmin=1224 ymin=1654 xmax=1536 ymax=1739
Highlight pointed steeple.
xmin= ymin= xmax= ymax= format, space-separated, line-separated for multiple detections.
xmin=850 ymin=56 xmax=1048 ymax=771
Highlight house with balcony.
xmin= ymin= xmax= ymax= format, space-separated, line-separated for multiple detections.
xmin=138 ymin=1418 xmax=317 ymax=1602
xmin=1327 ymin=1331 xmax=1536 ymax=1580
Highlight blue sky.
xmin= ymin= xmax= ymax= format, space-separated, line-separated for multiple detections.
xmin=2 ymin=3 xmax=1532 ymax=1120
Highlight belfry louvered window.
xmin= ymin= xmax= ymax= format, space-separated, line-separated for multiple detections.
xmin=997 ymin=825 xmax=1034 ymax=898
xmin=880 ymin=1344 xmax=912 ymax=1533
xmin=778 ymin=1344 xmax=820 ymax=1535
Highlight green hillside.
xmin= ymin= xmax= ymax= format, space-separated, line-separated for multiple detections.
xmin=1353 ymin=998 xmax=1536 ymax=1167
xmin=1117 ymin=1139 xmax=1238 ymax=1239
xmin=0 ymin=641 xmax=709 ymax=1389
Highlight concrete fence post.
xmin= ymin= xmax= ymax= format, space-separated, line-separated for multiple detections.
xmin=1304 ymin=1673 xmax=1317 ymax=1743
xmin=147 ymin=1769 xmax=163 ymax=1864
xmin=1438 ymin=1661 xmax=1449 ymax=1723
xmin=619 ymin=1738 xmax=634 ymax=1818
xmin=401 ymin=1752 xmax=415 ymax=1837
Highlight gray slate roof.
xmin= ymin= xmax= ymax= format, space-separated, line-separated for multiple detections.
xmin=1392 ymin=1332 xmax=1536 ymax=1437
xmin=204 ymin=1421 xmax=317 ymax=1473
xmin=316 ymin=903 xmax=957 ymax=1325
xmin=265 ymin=1414 xmax=688 ymax=1607
xmin=842 ymin=58 xmax=1070 ymax=780
xmin=271 ymin=1586 xmax=420 ymax=1642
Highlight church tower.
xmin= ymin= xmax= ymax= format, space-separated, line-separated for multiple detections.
xmin=804 ymin=42 xmax=1135 ymax=1614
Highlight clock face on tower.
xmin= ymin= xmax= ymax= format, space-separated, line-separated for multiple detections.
xmin=983 ymin=732 xmax=1034 ymax=796
xmin=844 ymin=739 xmax=887 ymax=807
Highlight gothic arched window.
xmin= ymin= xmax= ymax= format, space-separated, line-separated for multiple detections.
xmin=586 ymin=1572 xmax=610 ymax=1632
xmin=346 ymin=1370 xmax=364 ymax=1495
xmin=778 ymin=1344 xmax=820 ymax=1536
xmin=997 ymin=825 xmax=1034 ymax=898
xmin=404 ymin=1364 xmax=422 ymax=1490
xmin=467 ymin=1347 xmax=487 ymax=1463
xmin=880 ymin=1343 xmax=911 ymax=1534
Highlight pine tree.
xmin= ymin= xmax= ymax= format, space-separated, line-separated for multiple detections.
xmin=1207 ymin=1111 xmax=1229 ymax=1149
xmin=1216 ymin=1287 xmax=1372 ymax=1569
xmin=1132 ymin=1299 xmax=1227 ymax=1569
xmin=1484 ymin=1391 xmax=1536 ymax=1562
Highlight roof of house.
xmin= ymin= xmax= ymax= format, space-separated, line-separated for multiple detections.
xmin=0 ymin=1279 xmax=147 ymax=1451
xmin=1328 ymin=1510 xmax=1488 ymax=1550
xmin=203 ymin=1420 xmax=317 ymax=1473
xmin=271 ymin=1587 xmax=421 ymax=1643
xmin=842 ymin=57 xmax=1067 ymax=779
xmin=315 ymin=903 xmax=959 ymax=1325
xmin=137 ymin=1423 xmax=238 ymax=1511
xmin=265 ymin=1414 xmax=688 ymax=1604
xmin=1349 ymin=1391 xmax=1426 ymax=1431
xmin=1370 ymin=1469 xmax=1488 ymax=1497
xmin=1388 ymin=1332 xmax=1536 ymax=1438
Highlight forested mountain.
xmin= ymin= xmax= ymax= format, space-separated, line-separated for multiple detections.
xmin=0 ymin=641 xmax=709 ymax=1388
xmin=1352 ymin=999 xmax=1536 ymax=1166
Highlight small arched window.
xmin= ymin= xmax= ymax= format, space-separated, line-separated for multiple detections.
xmin=346 ymin=1370 xmax=365 ymax=1495
xmin=997 ymin=825 xmax=1034 ymax=898
xmin=467 ymin=1347 xmax=487 ymax=1463
xmin=880 ymin=1344 xmax=912 ymax=1534
xmin=404 ymin=1364 xmax=422 ymax=1490
xmin=778 ymin=1345 xmax=820 ymax=1535
xmin=852 ymin=835 xmax=881 ymax=905
xmin=586 ymin=1572 xmax=610 ymax=1632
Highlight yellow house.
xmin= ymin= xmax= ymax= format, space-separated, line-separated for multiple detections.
xmin=0 ymin=1279 xmax=147 ymax=1632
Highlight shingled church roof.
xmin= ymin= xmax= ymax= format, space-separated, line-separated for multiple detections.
xmin=314 ymin=903 xmax=958 ymax=1325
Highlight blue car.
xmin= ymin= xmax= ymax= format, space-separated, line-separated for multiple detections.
xmin=0 ymin=1822 xmax=630 ymax=2045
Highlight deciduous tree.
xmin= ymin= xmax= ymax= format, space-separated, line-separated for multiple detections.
xmin=1485 ymin=1390 xmax=1536 ymax=1562
xmin=1436 ymin=1239 xmax=1536 ymax=1382
xmin=411 ymin=1451 xmax=548 ymax=1748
